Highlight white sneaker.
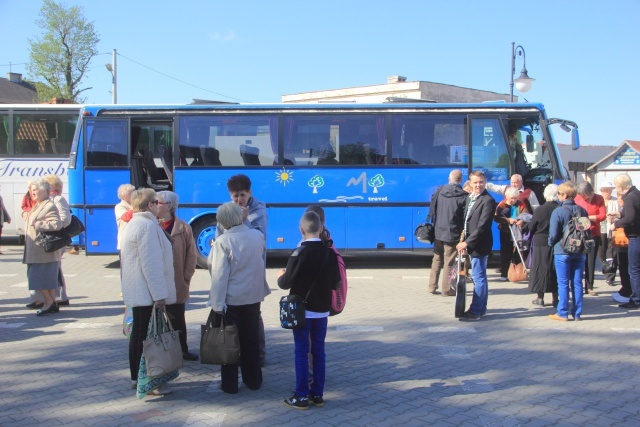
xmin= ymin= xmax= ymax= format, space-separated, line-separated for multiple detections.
xmin=612 ymin=293 xmax=630 ymax=304
xmin=499 ymin=277 xmax=508 ymax=282
xmin=148 ymin=385 xmax=172 ymax=396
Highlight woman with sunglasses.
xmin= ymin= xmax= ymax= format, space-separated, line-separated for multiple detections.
xmin=156 ymin=191 xmax=198 ymax=361
xmin=120 ymin=188 xmax=176 ymax=396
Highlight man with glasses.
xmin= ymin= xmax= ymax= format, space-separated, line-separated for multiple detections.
xmin=456 ymin=171 xmax=497 ymax=320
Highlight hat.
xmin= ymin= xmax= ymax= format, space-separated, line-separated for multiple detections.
xmin=599 ymin=181 xmax=614 ymax=189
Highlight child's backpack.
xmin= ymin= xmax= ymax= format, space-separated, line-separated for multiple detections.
xmin=330 ymin=247 xmax=347 ymax=316
xmin=561 ymin=207 xmax=595 ymax=254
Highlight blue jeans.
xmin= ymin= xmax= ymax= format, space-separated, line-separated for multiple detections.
xmin=554 ymin=254 xmax=586 ymax=318
xmin=292 ymin=317 xmax=328 ymax=397
xmin=469 ymin=255 xmax=489 ymax=316
xmin=628 ymin=237 xmax=640 ymax=302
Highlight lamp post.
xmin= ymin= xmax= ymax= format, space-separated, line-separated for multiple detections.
xmin=510 ymin=42 xmax=535 ymax=102
xmin=105 ymin=49 xmax=117 ymax=104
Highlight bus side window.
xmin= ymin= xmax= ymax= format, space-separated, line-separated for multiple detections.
xmin=470 ymin=117 xmax=510 ymax=180
xmin=86 ymin=120 xmax=128 ymax=167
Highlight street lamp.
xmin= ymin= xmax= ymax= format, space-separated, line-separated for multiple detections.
xmin=510 ymin=43 xmax=535 ymax=102
xmin=105 ymin=49 xmax=117 ymax=104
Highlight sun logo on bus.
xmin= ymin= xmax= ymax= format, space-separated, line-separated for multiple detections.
xmin=275 ymin=168 xmax=294 ymax=186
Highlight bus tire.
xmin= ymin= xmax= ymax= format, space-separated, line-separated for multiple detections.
xmin=192 ymin=215 xmax=217 ymax=269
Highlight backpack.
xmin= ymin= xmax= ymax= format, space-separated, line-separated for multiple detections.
xmin=561 ymin=207 xmax=595 ymax=254
xmin=330 ymin=247 xmax=348 ymax=316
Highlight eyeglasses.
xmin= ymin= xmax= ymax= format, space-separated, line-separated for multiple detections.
xmin=157 ymin=201 xmax=171 ymax=205
xmin=149 ymin=200 xmax=159 ymax=206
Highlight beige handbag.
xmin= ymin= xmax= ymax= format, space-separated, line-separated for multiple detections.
xmin=142 ymin=306 xmax=183 ymax=377
xmin=508 ymin=261 xmax=528 ymax=282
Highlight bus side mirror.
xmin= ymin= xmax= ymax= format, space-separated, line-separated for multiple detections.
xmin=525 ymin=134 xmax=535 ymax=152
xmin=571 ymin=129 xmax=580 ymax=150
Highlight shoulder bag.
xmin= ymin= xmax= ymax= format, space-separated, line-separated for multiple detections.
xmin=200 ymin=310 xmax=240 ymax=365
xmin=142 ymin=306 xmax=183 ymax=377
xmin=280 ymin=250 xmax=330 ymax=329
xmin=37 ymin=231 xmax=72 ymax=253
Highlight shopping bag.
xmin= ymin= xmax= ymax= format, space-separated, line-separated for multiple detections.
xmin=200 ymin=310 xmax=240 ymax=365
xmin=142 ymin=306 xmax=183 ymax=377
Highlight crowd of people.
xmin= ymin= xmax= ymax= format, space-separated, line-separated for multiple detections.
xmin=7 ymin=167 xmax=638 ymax=404
xmin=429 ymin=170 xmax=640 ymax=321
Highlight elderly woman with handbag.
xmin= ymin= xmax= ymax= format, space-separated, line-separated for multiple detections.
xmin=208 ymin=202 xmax=269 ymax=394
xmin=156 ymin=190 xmax=198 ymax=361
xmin=23 ymin=179 xmax=62 ymax=316
xmin=120 ymin=188 xmax=176 ymax=396
xmin=494 ymin=187 xmax=531 ymax=282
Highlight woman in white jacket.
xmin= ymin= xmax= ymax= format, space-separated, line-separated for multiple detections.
xmin=120 ymin=188 xmax=176 ymax=395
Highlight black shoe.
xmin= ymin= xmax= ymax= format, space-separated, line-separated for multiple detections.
xmin=182 ymin=351 xmax=199 ymax=361
xmin=459 ymin=310 xmax=481 ymax=321
xmin=308 ymin=394 xmax=324 ymax=407
xmin=284 ymin=393 xmax=309 ymax=410
xmin=36 ymin=302 xmax=58 ymax=316
xmin=619 ymin=300 xmax=640 ymax=309
xmin=56 ymin=300 xmax=70 ymax=306
xmin=26 ymin=301 xmax=44 ymax=309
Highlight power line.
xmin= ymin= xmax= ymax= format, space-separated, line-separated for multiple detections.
xmin=116 ymin=51 xmax=248 ymax=102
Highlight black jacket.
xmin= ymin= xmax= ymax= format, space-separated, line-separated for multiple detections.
xmin=523 ymin=201 xmax=559 ymax=247
xmin=277 ymin=241 xmax=340 ymax=313
xmin=462 ymin=190 xmax=497 ymax=257
xmin=615 ymin=186 xmax=640 ymax=238
xmin=432 ymin=183 xmax=468 ymax=243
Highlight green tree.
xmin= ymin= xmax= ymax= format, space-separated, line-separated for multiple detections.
xmin=27 ymin=0 xmax=100 ymax=102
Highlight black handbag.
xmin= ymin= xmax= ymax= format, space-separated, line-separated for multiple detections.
xmin=64 ymin=215 xmax=85 ymax=238
xmin=200 ymin=311 xmax=240 ymax=365
xmin=37 ymin=231 xmax=72 ymax=253
xmin=414 ymin=222 xmax=435 ymax=243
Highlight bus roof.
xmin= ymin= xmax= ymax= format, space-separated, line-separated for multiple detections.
xmin=80 ymin=102 xmax=547 ymax=116
xmin=0 ymin=103 xmax=82 ymax=111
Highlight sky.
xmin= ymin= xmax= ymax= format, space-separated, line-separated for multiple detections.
xmin=1 ymin=0 xmax=639 ymax=149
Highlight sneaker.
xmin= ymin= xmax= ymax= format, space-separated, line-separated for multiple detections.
xmin=148 ymin=385 xmax=172 ymax=396
xmin=308 ymin=395 xmax=324 ymax=407
xmin=619 ymin=300 xmax=640 ymax=310
xmin=459 ymin=310 xmax=481 ymax=321
xmin=284 ymin=393 xmax=309 ymax=410
xmin=612 ymin=293 xmax=630 ymax=304
xmin=499 ymin=277 xmax=508 ymax=282
xmin=548 ymin=314 xmax=568 ymax=321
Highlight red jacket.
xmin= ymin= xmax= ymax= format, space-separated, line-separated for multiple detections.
xmin=575 ymin=194 xmax=606 ymax=237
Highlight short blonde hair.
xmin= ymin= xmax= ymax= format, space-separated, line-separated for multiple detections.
xmin=43 ymin=174 xmax=63 ymax=193
xmin=614 ymin=173 xmax=632 ymax=190
xmin=216 ymin=202 xmax=244 ymax=230
xmin=558 ymin=181 xmax=577 ymax=199
xmin=130 ymin=188 xmax=156 ymax=212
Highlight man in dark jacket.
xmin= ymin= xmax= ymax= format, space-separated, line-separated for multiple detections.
xmin=428 ymin=170 xmax=468 ymax=296
xmin=456 ymin=170 xmax=497 ymax=320
xmin=612 ymin=174 xmax=640 ymax=309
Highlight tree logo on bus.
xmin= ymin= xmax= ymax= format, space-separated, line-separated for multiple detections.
xmin=308 ymin=175 xmax=325 ymax=194
xmin=346 ymin=172 xmax=385 ymax=194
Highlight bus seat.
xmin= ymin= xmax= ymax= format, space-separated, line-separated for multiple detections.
xmin=131 ymin=154 xmax=146 ymax=189
xmin=240 ymin=144 xmax=260 ymax=165
xmin=159 ymin=146 xmax=173 ymax=184
xmin=139 ymin=149 xmax=171 ymax=189
xmin=201 ymin=146 xmax=222 ymax=166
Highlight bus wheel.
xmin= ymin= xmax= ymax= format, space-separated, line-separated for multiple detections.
xmin=192 ymin=216 xmax=217 ymax=269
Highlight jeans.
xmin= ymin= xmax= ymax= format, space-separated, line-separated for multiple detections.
xmin=293 ymin=317 xmax=328 ymax=397
xmin=554 ymin=253 xmax=586 ymax=318
xmin=469 ymin=255 xmax=489 ymax=315
xmin=628 ymin=237 xmax=640 ymax=301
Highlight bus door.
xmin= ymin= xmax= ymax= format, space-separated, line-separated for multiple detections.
xmin=82 ymin=117 xmax=130 ymax=254
xmin=468 ymin=115 xmax=511 ymax=251
xmin=130 ymin=120 xmax=174 ymax=190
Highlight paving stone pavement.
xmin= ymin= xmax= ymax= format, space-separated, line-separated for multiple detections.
xmin=0 ymin=244 xmax=639 ymax=427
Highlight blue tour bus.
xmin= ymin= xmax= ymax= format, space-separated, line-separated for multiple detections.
xmin=67 ymin=102 xmax=577 ymax=267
